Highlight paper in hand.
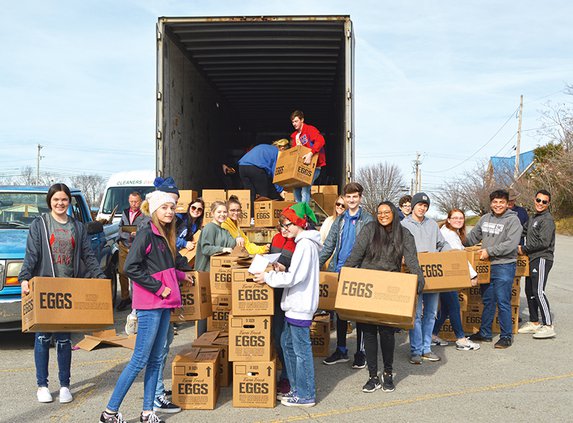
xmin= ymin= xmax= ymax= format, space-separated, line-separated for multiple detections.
xmin=248 ymin=253 xmax=282 ymax=274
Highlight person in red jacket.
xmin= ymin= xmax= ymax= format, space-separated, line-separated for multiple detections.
xmin=290 ymin=110 xmax=326 ymax=203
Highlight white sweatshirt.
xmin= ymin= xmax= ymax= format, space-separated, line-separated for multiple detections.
xmin=440 ymin=226 xmax=478 ymax=279
xmin=264 ymin=230 xmax=322 ymax=321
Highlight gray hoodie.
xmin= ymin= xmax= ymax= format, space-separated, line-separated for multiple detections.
xmin=464 ymin=209 xmax=522 ymax=264
xmin=401 ymin=215 xmax=451 ymax=253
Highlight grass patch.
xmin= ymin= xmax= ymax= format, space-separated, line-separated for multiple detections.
xmin=465 ymin=215 xmax=481 ymax=226
xmin=556 ymin=216 xmax=573 ymax=235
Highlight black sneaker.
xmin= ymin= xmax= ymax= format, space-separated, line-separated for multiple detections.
xmin=362 ymin=376 xmax=381 ymax=393
xmin=140 ymin=412 xmax=164 ymax=423
xmin=494 ymin=337 xmax=512 ymax=349
xmin=382 ymin=371 xmax=395 ymax=392
xmin=352 ymin=351 xmax=366 ymax=369
xmin=468 ymin=332 xmax=493 ymax=342
xmin=153 ymin=395 xmax=181 ymax=413
xmin=163 ymin=389 xmax=172 ymax=397
xmin=322 ymin=349 xmax=350 ymax=365
xmin=100 ymin=411 xmax=127 ymax=423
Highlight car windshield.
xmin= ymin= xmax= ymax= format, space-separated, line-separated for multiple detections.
xmin=101 ymin=186 xmax=155 ymax=215
xmin=0 ymin=192 xmax=50 ymax=228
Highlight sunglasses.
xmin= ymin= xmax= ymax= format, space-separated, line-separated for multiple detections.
xmin=190 ymin=205 xmax=203 ymax=212
xmin=335 ymin=202 xmax=345 ymax=208
xmin=535 ymin=198 xmax=549 ymax=205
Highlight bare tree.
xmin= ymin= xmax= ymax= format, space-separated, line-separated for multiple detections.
xmin=356 ymin=163 xmax=407 ymax=215
xmin=433 ymin=180 xmax=466 ymax=215
xmin=69 ymin=174 xmax=106 ymax=208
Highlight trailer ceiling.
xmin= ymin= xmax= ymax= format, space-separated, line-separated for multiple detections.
xmin=162 ymin=16 xmax=348 ymax=132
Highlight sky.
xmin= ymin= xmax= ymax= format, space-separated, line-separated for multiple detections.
xmin=1 ymin=0 xmax=572 ymax=196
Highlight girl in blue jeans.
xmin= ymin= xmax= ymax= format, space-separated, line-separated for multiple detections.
xmin=100 ymin=191 xmax=192 ymax=423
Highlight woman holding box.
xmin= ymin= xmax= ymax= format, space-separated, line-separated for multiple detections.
xmin=222 ymin=195 xmax=268 ymax=254
xmin=100 ymin=191 xmax=193 ymax=423
xmin=19 ymin=183 xmax=106 ymax=404
xmin=194 ymin=200 xmax=237 ymax=337
xmin=176 ymin=198 xmax=205 ymax=250
xmin=344 ymin=201 xmax=425 ymax=393
xmin=432 ymin=209 xmax=480 ymax=351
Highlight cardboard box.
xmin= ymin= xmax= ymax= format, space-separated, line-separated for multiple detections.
xmin=283 ymin=191 xmax=295 ymax=202
xmin=465 ymin=248 xmax=491 ymax=284
xmin=318 ymin=272 xmax=338 ymax=311
xmin=207 ymin=294 xmax=231 ymax=332
xmin=232 ymin=359 xmax=276 ymax=408
xmin=192 ymin=331 xmax=230 ymax=387
xmin=462 ymin=286 xmax=482 ymax=306
xmin=75 ymin=329 xmax=135 ymax=351
xmin=511 ymin=277 xmax=521 ymax=306
xmin=273 ymin=145 xmax=318 ymax=188
xmin=253 ymin=200 xmax=295 ymax=228
xmin=311 ymin=185 xmax=339 ymax=195
xmin=210 ymin=255 xmax=249 ymax=294
xmin=458 ymin=290 xmax=468 ymax=312
xmin=310 ymin=314 xmax=330 ymax=357
xmin=176 ymin=190 xmax=199 ymax=214
xmin=437 ymin=319 xmax=458 ymax=342
xmin=202 ymin=189 xmax=227 ymax=225
xmin=461 ymin=304 xmax=519 ymax=334
xmin=171 ymin=272 xmax=212 ymax=323
xmin=231 ymin=269 xmax=274 ymax=316
xmin=172 ymin=347 xmax=220 ymax=410
xmin=515 ymin=255 xmax=530 ymax=277
xmin=335 ymin=267 xmax=418 ymax=329
xmin=227 ymin=190 xmax=251 ymax=228
xmin=228 ymin=315 xmax=272 ymax=362
xmin=417 ymin=251 xmax=472 ymax=292
xmin=313 ymin=193 xmax=339 ymax=215
xmin=21 ymin=277 xmax=113 ymax=332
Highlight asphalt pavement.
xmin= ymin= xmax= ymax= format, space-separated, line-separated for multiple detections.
xmin=1 ymin=235 xmax=572 ymax=423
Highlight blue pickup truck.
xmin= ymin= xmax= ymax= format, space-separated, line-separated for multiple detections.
xmin=0 ymin=186 xmax=119 ymax=331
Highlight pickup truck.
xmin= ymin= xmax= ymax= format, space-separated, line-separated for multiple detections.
xmin=0 ymin=186 xmax=119 ymax=331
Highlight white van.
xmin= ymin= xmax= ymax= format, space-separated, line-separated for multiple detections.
xmin=96 ymin=170 xmax=156 ymax=223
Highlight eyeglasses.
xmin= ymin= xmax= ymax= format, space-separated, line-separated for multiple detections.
xmin=449 ymin=217 xmax=464 ymax=221
xmin=377 ymin=211 xmax=392 ymax=216
xmin=190 ymin=205 xmax=203 ymax=212
xmin=535 ymin=198 xmax=549 ymax=205
xmin=280 ymin=222 xmax=293 ymax=229
xmin=228 ymin=208 xmax=241 ymax=213
xmin=335 ymin=202 xmax=345 ymax=208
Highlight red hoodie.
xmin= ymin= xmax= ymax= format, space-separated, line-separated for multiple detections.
xmin=290 ymin=123 xmax=326 ymax=168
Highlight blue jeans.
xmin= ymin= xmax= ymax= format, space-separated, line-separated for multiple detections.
xmin=433 ymin=291 xmax=465 ymax=339
xmin=34 ymin=332 xmax=71 ymax=387
xmin=409 ymin=292 xmax=439 ymax=356
xmin=154 ymin=322 xmax=175 ymax=398
xmin=294 ymin=168 xmax=321 ymax=203
xmin=281 ymin=322 xmax=315 ymax=400
xmin=479 ymin=263 xmax=515 ymax=339
xmin=272 ymin=288 xmax=288 ymax=381
xmin=107 ymin=308 xmax=171 ymax=412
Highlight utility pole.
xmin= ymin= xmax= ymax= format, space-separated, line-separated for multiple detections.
xmin=514 ymin=95 xmax=523 ymax=179
xmin=36 ymin=144 xmax=44 ymax=185
xmin=412 ymin=152 xmax=422 ymax=193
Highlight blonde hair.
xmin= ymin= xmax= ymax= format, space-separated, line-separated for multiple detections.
xmin=151 ymin=209 xmax=177 ymax=260
xmin=332 ymin=195 xmax=346 ymax=218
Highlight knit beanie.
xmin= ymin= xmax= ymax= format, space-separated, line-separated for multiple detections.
xmin=281 ymin=202 xmax=317 ymax=228
xmin=154 ymin=176 xmax=180 ymax=197
xmin=147 ymin=191 xmax=176 ymax=216
xmin=411 ymin=192 xmax=430 ymax=209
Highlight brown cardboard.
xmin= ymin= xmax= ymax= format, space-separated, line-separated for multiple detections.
xmin=283 ymin=191 xmax=295 ymax=202
xmin=461 ymin=304 xmax=519 ymax=334
xmin=227 ymin=190 xmax=251 ymax=228
xmin=458 ymin=290 xmax=468 ymax=312
xmin=417 ymin=251 xmax=472 ymax=292
xmin=335 ymin=267 xmax=418 ymax=329
xmin=515 ymin=255 xmax=530 ymax=277
xmin=253 ymin=200 xmax=295 ymax=228
xmin=511 ymin=277 xmax=521 ymax=306
xmin=75 ymin=329 xmax=136 ymax=351
xmin=176 ymin=190 xmax=199 ymax=213
xmin=210 ymin=255 xmax=249 ymax=294
xmin=437 ymin=319 xmax=458 ymax=342
xmin=462 ymin=286 xmax=482 ymax=306
xmin=172 ymin=347 xmax=220 ymax=410
xmin=178 ymin=230 xmax=201 ymax=266
xmin=232 ymin=359 xmax=276 ymax=408
xmin=170 ymin=272 xmax=212 ymax=323
xmin=318 ymin=272 xmax=338 ymax=311
xmin=231 ymin=269 xmax=274 ymax=316
xmin=202 ymin=189 xmax=227 ymax=225
xmin=228 ymin=315 xmax=272 ymax=362
xmin=207 ymin=294 xmax=231 ymax=332
xmin=310 ymin=314 xmax=330 ymax=357
xmin=273 ymin=145 xmax=318 ymax=188
xmin=465 ymin=248 xmax=491 ymax=284
xmin=192 ymin=331 xmax=230 ymax=387
xmin=21 ymin=277 xmax=114 ymax=332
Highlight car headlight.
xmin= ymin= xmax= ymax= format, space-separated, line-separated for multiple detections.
xmin=5 ymin=261 xmax=23 ymax=286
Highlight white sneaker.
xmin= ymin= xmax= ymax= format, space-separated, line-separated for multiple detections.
xmin=59 ymin=387 xmax=73 ymax=403
xmin=37 ymin=387 xmax=53 ymax=403
xmin=125 ymin=310 xmax=138 ymax=335
xmin=517 ymin=321 xmax=541 ymax=334
xmin=456 ymin=338 xmax=480 ymax=351
xmin=532 ymin=325 xmax=556 ymax=339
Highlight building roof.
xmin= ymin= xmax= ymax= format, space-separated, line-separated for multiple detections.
xmin=489 ymin=150 xmax=535 ymax=177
